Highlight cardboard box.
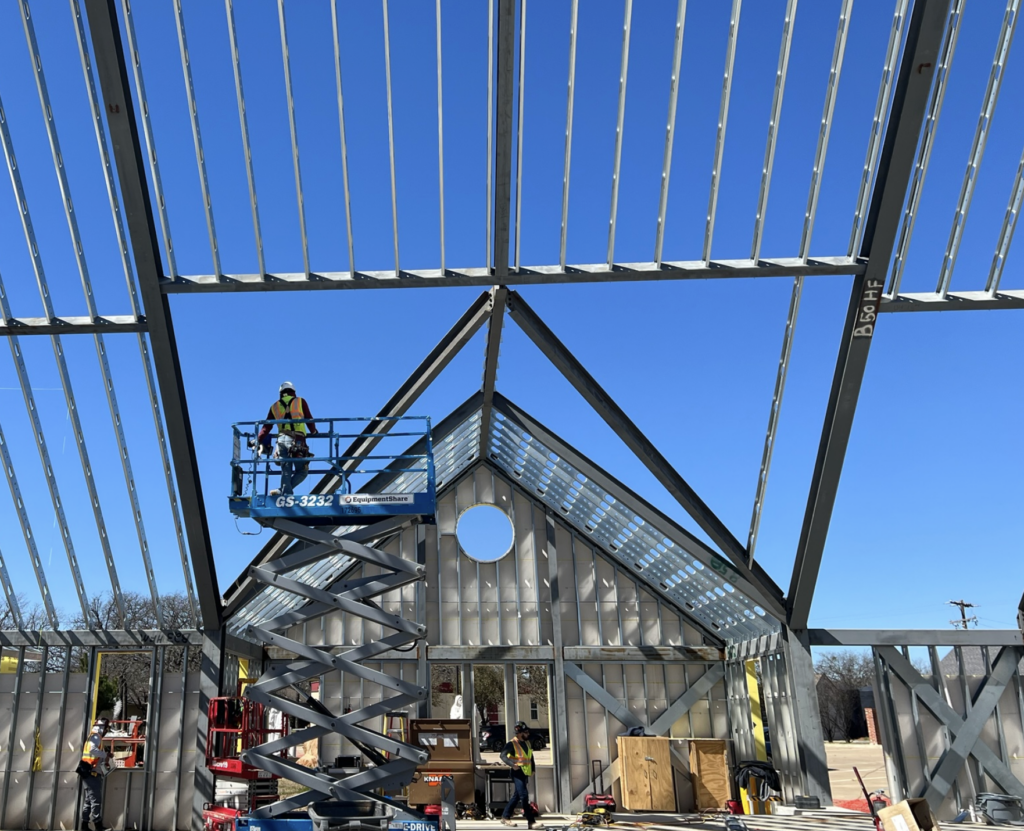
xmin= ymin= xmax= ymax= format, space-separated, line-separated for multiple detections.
xmin=877 ymin=799 xmax=938 ymax=831
xmin=410 ymin=720 xmax=473 ymax=763
xmin=407 ymin=764 xmax=475 ymax=805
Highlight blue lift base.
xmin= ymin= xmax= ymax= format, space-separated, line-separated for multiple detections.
xmin=229 ymin=492 xmax=437 ymax=526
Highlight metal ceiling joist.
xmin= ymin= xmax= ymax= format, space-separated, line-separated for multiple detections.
xmin=84 ymin=0 xmax=221 ymax=630
xmin=787 ymin=0 xmax=950 ymax=631
xmin=158 ymin=257 xmax=864 ymax=294
xmin=0 ymin=315 xmax=145 ymax=336
xmin=505 ymin=290 xmax=786 ymax=616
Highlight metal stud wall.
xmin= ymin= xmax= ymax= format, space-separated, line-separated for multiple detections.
xmin=0 ymin=642 xmax=200 ymax=831
xmin=265 ymin=463 xmax=729 ymax=813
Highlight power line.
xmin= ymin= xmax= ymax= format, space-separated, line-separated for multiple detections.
xmin=948 ymin=599 xmax=977 ymax=630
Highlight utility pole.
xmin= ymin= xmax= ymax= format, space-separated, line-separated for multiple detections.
xmin=948 ymin=599 xmax=977 ymax=630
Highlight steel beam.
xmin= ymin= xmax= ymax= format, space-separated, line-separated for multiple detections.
xmin=467 ymin=0 xmax=514 ymax=440
xmin=564 ymin=645 xmax=723 ymax=663
xmin=85 ymin=0 xmax=222 ymax=629
xmin=0 ymin=315 xmax=145 ymax=335
xmin=0 ymin=629 xmax=202 ymax=648
xmin=881 ymin=289 xmax=1024 ymax=312
xmin=810 ymin=628 xmax=1023 ymax=647
xmin=787 ymin=0 xmax=949 ymax=630
xmin=159 ymin=257 xmax=864 ymax=294
xmin=493 ymin=0 xmax=514 ymax=278
xmin=480 ymin=288 xmax=507 ymax=439
xmin=506 ymin=290 xmax=786 ymax=615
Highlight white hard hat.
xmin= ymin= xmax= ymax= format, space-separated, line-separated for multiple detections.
xmin=279 ymin=381 xmax=295 ymax=395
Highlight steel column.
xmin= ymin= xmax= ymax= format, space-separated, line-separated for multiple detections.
xmin=84 ymin=0 xmax=222 ymax=629
xmin=781 ymin=628 xmax=831 ymax=805
xmin=191 ymin=629 xmax=225 ymax=831
xmin=545 ymin=511 xmax=572 ymax=811
xmin=787 ymin=0 xmax=950 ymax=629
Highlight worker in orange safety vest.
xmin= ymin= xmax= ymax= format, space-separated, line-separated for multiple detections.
xmin=79 ymin=718 xmax=112 ymax=831
xmin=258 ymin=381 xmax=318 ymax=495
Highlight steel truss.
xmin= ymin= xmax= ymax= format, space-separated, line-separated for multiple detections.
xmin=237 ymin=519 xmax=428 ymax=821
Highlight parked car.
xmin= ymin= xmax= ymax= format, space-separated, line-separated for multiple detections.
xmin=478 ymin=723 xmax=548 ymax=752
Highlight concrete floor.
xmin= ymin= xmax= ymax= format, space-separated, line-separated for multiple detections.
xmin=825 ymin=742 xmax=887 ymax=802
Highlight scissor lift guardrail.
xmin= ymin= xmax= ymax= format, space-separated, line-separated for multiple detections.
xmin=228 ymin=416 xmax=436 ymax=526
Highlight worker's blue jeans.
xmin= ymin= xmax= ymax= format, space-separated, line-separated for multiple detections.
xmin=503 ymin=772 xmax=534 ymax=821
xmin=277 ymin=434 xmax=309 ymax=494
xmin=81 ymin=774 xmax=103 ymax=824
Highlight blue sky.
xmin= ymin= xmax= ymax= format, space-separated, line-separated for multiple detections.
xmin=0 ymin=0 xmax=1020 ymax=633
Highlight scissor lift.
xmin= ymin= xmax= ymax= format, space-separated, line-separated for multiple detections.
xmin=227 ymin=416 xmax=436 ymax=829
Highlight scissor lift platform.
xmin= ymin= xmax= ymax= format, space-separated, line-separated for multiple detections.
xmin=228 ymin=415 xmax=436 ymax=526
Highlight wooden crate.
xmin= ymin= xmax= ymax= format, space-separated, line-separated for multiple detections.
xmin=617 ymin=736 xmax=675 ymax=812
xmin=688 ymin=738 xmax=730 ymax=811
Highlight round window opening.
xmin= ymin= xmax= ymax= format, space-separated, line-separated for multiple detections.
xmin=456 ymin=503 xmax=514 ymax=563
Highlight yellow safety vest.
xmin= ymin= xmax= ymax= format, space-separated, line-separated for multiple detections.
xmin=270 ymin=397 xmax=308 ymax=434
xmin=512 ymin=738 xmax=533 ymax=777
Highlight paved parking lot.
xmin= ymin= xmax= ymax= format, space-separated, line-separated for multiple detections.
xmin=825 ymin=742 xmax=888 ymax=801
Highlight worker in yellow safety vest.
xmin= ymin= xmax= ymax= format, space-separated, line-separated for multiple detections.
xmin=500 ymin=722 xmax=540 ymax=828
xmin=258 ymin=381 xmax=318 ymax=495
xmin=79 ymin=718 xmax=112 ymax=831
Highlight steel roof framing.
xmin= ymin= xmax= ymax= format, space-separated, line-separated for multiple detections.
xmin=504 ymin=290 xmax=787 ymax=620
xmin=788 ymin=0 xmax=950 ymax=630
xmin=21 ymin=0 xmax=171 ymax=626
xmin=0 ymin=0 xmax=1019 ymax=656
xmin=34 ymin=0 xmax=1009 ymax=306
xmin=481 ymin=0 xmax=515 ymax=441
xmin=70 ymin=0 xmax=200 ymax=626
xmin=85 ymin=0 xmax=221 ymax=630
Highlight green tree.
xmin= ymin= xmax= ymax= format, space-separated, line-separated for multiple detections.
xmin=473 ymin=665 xmax=505 ymax=724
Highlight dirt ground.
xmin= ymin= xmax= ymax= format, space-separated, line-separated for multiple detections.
xmin=825 ymin=741 xmax=888 ymax=802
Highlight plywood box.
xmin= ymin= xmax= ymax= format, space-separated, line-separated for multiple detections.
xmin=688 ymin=739 xmax=730 ymax=811
xmin=617 ymin=736 xmax=675 ymax=812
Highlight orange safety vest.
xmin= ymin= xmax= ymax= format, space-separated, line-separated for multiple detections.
xmin=270 ymin=397 xmax=308 ymax=434
xmin=511 ymin=738 xmax=533 ymax=776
